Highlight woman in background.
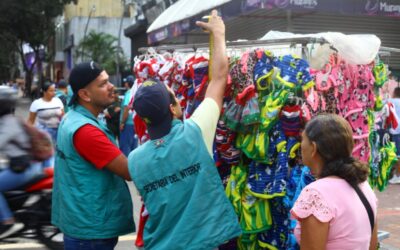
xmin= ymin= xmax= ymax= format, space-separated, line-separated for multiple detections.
xmin=27 ymin=81 xmax=64 ymax=145
xmin=291 ymin=114 xmax=378 ymax=250
xmin=388 ymin=87 xmax=400 ymax=184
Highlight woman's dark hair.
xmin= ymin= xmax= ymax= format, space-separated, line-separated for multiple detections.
xmin=393 ymin=87 xmax=400 ymax=98
xmin=304 ymin=114 xmax=369 ymax=187
xmin=41 ymin=81 xmax=54 ymax=93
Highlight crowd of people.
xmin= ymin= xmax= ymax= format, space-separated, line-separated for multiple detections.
xmin=1 ymin=9 xmax=400 ymax=250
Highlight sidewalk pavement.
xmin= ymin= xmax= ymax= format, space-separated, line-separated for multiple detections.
xmin=375 ymin=184 xmax=400 ymax=249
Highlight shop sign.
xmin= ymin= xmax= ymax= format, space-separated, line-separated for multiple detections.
xmin=147 ymin=0 xmax=400 ymax=44
xmin=364 ymin=1 xmax=400 ymax=16
xmin=243 ymin=0 xmax=400 ymax=16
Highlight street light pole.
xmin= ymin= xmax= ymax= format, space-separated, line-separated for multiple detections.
xmin=81 ymin=5 xmax=96 ymax=61
xmin=116 ymin=0 xmax=126 ymax=87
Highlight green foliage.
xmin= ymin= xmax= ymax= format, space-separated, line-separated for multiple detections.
xmin=0 ymin=34 xmax=19 ymax=81
xmin=0 ymin=0 xmax=74 ymax=94
xmin=76 ymin=31 xmax=129 ymax=75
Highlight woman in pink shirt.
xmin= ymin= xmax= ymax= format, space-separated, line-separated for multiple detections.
xmin=291 ymin=114 xmax=378 ymax=250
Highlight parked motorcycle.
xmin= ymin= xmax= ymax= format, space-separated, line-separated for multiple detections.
xmin=1 ymin=167 xmax=63 ymax=249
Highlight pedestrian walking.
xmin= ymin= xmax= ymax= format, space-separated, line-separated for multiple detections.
xmin=291 ymin=114 xmax=378 ymax=249
xmin=51 ymin=61 xmax=134 ymax=250
xmin=119 ymin=75 xmax=137 ymax=156
xmin=55 ymin=79 xmax=70 ymax=113
xmin=27 ymin=81 xmax=64 ymax=145
xmin=388 ymin=87 xmax=400 ymax=184
xmin=127 ymin=10 xmax=241 ymax=250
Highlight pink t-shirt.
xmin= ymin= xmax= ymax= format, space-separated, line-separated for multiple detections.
xmin=290 ymin=177 xmax=377 ymax=250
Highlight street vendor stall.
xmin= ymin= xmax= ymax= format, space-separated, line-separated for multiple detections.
xmin=132 ymin=34 xmax=399 ymax=249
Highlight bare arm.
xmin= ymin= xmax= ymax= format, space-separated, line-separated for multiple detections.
xmin=300 ymin=215 xmax=329 ymax=250
xmin=196 ymin=10 xmax=227 ymax=110
xmin=369 ymin=220 xmax=378 ymax=250
xmin=27 ymin=112 xmax=36 ymax=125
xmin=103 ymin=154 xmax=132 ymax=181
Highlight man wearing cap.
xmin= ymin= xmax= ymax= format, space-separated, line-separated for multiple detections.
xmin=128 ymin=10 xmax=241 ymax=249
xmin=119 ymin=75 xmax=137 ymax=156
xmin=55 ymin=79 xmax=69 ymax=112
xmin=52 ymin=61 xmax=134 ymax=249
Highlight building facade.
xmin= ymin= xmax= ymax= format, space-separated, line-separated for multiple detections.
xmin=52 ymin=0 xmax=138 ymax=83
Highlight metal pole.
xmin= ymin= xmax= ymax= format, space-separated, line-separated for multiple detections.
xmin=81 ymin=5 xmax=96 ymax=61
xmin=116 ymin=0 xmax=125 ymax=87
xmin=138 ymin=37 xmax=327 ymax=53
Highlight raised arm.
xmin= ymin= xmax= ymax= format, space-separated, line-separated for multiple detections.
xmin=195 ymin=10 xmax=227 ymax=110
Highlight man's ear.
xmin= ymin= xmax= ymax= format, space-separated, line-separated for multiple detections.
xmin=78 ymin=89 xmax=91 ymax=102
xmin=169 ymin=103 xmax=177 ymax=117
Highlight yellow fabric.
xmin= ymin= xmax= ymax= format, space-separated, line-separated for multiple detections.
xmin=288 ymin=142 xmax=300 ymax=159
xmin=226 ymin=164 xmax=248 ymax=215
xmin=240 ymin=187 xmax=273 ymax=234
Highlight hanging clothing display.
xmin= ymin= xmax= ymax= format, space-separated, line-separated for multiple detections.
xmin=131 ymin=40 xmax=397 ymax=249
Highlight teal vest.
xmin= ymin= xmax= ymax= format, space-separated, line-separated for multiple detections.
xmin=128 ymin=119 xmax=241 ymax=250
xmin=52 ymin=105 xmax=134 ymax=239
xmin=55 ymin=89 xmax=69 ymax=113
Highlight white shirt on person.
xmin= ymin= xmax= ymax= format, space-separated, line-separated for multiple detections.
xmin=29 ymin=97 xmax=64 ymax=128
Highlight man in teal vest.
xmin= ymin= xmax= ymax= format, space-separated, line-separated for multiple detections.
xmin=128 ymin=10 xmax=241 ymax=250
xmin=119 ymin=75 xmax=137 ymax=156
xmin=52 ymin=61 xmax=134 ymax=250
xmin=55 ymin=79 xmax=69 ymax=113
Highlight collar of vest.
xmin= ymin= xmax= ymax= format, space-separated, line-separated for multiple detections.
xmin=171 ymin=118 xmax=182 ymax=127
xmin=74 ymin=105 xmax=100 ymax=123
xmin=71 ymin=104 xmax=117 ymax=145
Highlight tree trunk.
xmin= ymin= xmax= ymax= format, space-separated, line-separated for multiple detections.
xmin=18 ymin=42 xmax=39 ymax=98
xmin=25 ymin=70 xmax=33 ymax=99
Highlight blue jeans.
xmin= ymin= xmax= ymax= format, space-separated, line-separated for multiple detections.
xmin=119 ymin=124 xmax=137 ymax=157
xmin=391 ymin=134 xmax=400 ymax=157
xmin=38 ymin=125 xmax=58 ymax=147
xmin=0 ymin=162 xmax=43 ymax=222
xmin=64 ymin=234 xmax=118 ymax=250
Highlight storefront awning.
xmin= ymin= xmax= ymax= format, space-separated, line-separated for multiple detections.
xmin=147 ymin=0 xmax=231 ymax=34
xmin=146 ymin=0 xmax=232 ymax=44
xmin=146 ymin=0 xmax=400 ymax=45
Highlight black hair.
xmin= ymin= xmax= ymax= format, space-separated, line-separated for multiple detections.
xmin=41 ymin=81 xmax=54 ymax=93
xmin=304 ymin=114 xmax=369 ymax=187
xmin=57 ymin=79 xmax=68 ymax=88
xmin=126 ymin=81 xmax=134 ymax=88
xmin=393 ymin=87 xmax=400 ymax=98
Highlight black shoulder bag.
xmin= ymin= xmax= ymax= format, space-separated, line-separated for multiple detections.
xmin=353 ymin=184 xmax=375 ymax=233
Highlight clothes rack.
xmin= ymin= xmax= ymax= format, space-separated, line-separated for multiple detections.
xmin=139 ymin=37 xmax=327 ymax=60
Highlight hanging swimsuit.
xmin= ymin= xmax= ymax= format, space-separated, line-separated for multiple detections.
xmin=373 ymin=61 xmax=388 ymax=88
xmin=253 ymin=50 xmax=274 ymax=91
xmin=274 ymin=54 xmax=315 ymax=92
xmin=237 ymin=85 xmax=261 ymax=127
xmin=279 ymin=104 xmax=303 ymax=138
xmin=258 ymin=198 xmax=290 ymax=250
xmin=260 ymin=87 xmax=289 ymax=131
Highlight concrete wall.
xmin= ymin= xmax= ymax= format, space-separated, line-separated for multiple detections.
xmin=64 ymin=0 xmax=126 ymax=20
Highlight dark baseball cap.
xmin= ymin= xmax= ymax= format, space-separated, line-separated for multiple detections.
xmin=133 ymin=79 xmax=172 ymax=140
xmin=68 ymin=61 xmax=104 ymax=106
xmin=57 ymin=79 xmax=68 ymax=88
xmin=123 ymin=75 xmax=135 ymax=84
